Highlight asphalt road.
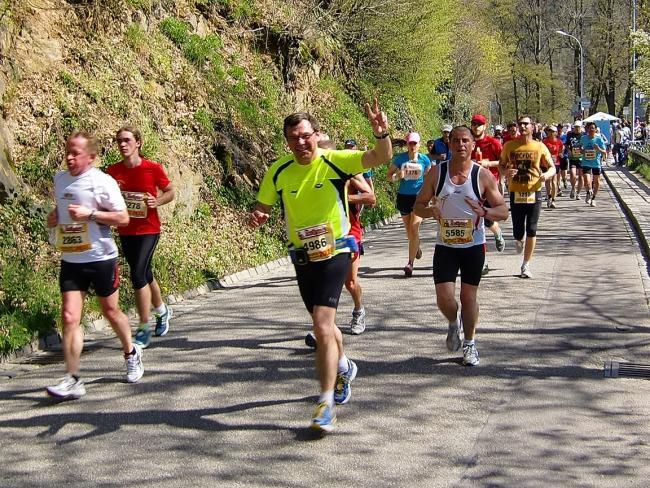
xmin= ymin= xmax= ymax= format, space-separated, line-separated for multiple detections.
xmin=1 ymin=178 xmax=650 ymax=487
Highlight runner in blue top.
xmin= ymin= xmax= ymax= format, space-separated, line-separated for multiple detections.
xmin=386 ymin=132 xmax=431 ymax=276
xmin=580 ymin=121 xmax=607 ymax=207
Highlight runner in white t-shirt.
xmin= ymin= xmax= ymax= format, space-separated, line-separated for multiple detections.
xmin=45 ymin=131 xmax=144 ymax=400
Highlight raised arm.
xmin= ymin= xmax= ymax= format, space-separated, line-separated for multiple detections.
xmin=362 ymin=98 xmax=393 ymax=169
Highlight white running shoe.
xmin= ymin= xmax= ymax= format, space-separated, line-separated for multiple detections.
xmin=462 ymin=343 xmax=480 ymax=366
xmin=521 ymin=263 xmax=533 ymax=279
xmin=125 ymin=344 xmax=144 ymax=383
xmin=350 ymin=308 xmax=366 ymax=335
xmin=46 ymin=374 xmax=86 ymax=399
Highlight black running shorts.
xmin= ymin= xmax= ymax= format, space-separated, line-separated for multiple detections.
xmin=569 ymin=159 xmax=582 ymax=169
xmin=294 ymin=252 xmax=351 ymax=313
xmin=396 ymin=193 xmax=417 ymax=216
xmin=559 ymin=157 xmax=569 ymax=171
xmin=581 ymin=167 xmax=601 ymax=176
xmin=510 ymin=192 xmax=542 ymax=240
xmin=59 ymin=258 xmax=120 ymax=297
xmin=433 ymin=244 xmax=486 ymax=286
xmin=120 ymin=234 xmax=160 ymax=289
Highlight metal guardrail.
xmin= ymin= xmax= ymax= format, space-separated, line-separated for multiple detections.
xmin=629 ymin=146 xmax=650 ymax=164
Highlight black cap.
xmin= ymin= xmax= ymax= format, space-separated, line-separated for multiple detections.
xmin=344 ymin=139 xmax=357 ymax=147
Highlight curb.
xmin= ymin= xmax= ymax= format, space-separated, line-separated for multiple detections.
xmin=603 ymin=167 xmax=650 ymax=260
xmin=54 ymin=213 xmax=402 ymax=337
xmin=0 ymin=212 xmax=401 ymax=363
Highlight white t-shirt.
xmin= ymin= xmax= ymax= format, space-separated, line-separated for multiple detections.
xmin=54 ymin=167 xmax=126 ymax=263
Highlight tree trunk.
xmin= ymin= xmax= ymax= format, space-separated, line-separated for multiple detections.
xmin=512 ymin=66 xmax=519 ymax=118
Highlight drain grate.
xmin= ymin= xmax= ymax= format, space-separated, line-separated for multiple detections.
xmin=604 ymin=360 xmax=650 ymax=379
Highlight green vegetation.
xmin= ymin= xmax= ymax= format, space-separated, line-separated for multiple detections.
xmin=0 ymin=196 xmax=59 ymax=355
xmin=3 ymin=2 xmax=407 ymax=355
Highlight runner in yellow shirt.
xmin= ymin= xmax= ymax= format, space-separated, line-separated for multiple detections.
xmin=249 ymin=99 xmax=392 ymax=433
xmin=499 ymin=115 xmax=555 ymax=278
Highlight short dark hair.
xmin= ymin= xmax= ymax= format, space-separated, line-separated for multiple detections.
xmin=518 ymin=114 xmax=534 ymax=123
xmin=283 ymin=113 xmax=320 ymax=137
xmin=585 ymin=121 xmax=597 ymax=128
xmin=450 ymin=125 xmax=475 ymax=141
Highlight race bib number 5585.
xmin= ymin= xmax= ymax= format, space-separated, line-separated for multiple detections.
xmin=440 ymin=218 xmax=473 ymax=245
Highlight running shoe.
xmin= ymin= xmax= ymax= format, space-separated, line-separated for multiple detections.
xmin=494 ymin=230 xmax=506 ymax=253
xmin=125 ymin=344 xmax=144 ymax=383
xmin=575 ymin=191 xmax=581 ymax=201
xmin=590 ymin=198 xmax=596 ymax=207
xmin=334 ymin=358 xmax=358 ymax=405
xmin=569 ymin=189 xmax=575 ymax=199
xmin=416 ymin=247 xmax=422 ymax=260
xmin=585 ymin=190 xmax=593 ymax=205
xmin=404 ymin=262 xmax=413 ymax=277
xmin=520 ymin=263 xmax=533 ymax=279
xmin=350 ymin=308 xmax=366 ymax=335
xmin=446 ymin=320 xmax=463 ymax=352
xmin=462 ymin=343 xmax=480 ymax=366
xmin=556 ymin=189 xmax=563 ymax=197
xmin=549 ymin=200 xmax=556 ymax=209
xmin=515 ymin=240 xmax=524 ymax=254
xmin=305 ymin=331 xmax=317 ymax=349
xmin=134 ymin=324 xmax=152 ymax=349
xmin=46 ymin=374 xmax=86 ymax=399
xmin=154 ymin=305 xmax=173 ymax=337
xmin=311 ymin=402 xmax=336 ymax=433
xmin=482 ymin=263 xmax=489 ymax=276
xmin=546 ymin=200 xmax=551 ymax=208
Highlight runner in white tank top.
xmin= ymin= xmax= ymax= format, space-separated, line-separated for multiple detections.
xmin=414 ymin=126 xmax=508 ymax=367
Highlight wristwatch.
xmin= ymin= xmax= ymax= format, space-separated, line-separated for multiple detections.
xmin=89 ymin=210 xmax=97 ymax=222
xmin=374 ymin=132 xmax=390 ymax=139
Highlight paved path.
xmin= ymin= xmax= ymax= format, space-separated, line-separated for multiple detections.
xmin=2 ymin=172 xmax=650 ymax=487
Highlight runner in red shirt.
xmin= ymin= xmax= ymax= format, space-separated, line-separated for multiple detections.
xmin=502 ymin=122 xmax=519 ymax=144
xmin=470 ymin=114 xmax=506 ymax=274
xmin=542 ymin=125 xmax=564 ymax=208
xmin=107 ymin=126 xmax=175 ymax=348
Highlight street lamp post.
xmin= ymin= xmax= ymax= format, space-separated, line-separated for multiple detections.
xmin=555 ymin=30 xmax=584 ymax=117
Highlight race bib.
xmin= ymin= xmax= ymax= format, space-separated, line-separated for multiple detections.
xmin=584 ymin=149 xmax=597 ymax=160
xmin=440 ymin=218 xmax=473 ymax=245
xmin=56 ymin=223 xmax=91 ymax=253
xmin=123 ymin=192 xmax=148 ymax=219
xmin=514 ymin=191 xmax=536 ymax=204
xmin=297 ymin=223 xmax=335 ymax=262
xmin=552 ymin=155 xmax=558 ymax=165
xmin=571 ymin=148 xmax=582 ymax=158
xmin=402 ymin=162 xmax=422 ymax=181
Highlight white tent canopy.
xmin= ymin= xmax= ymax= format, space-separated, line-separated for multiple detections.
xmin=583 ymin=112 xmax=621 ymax=122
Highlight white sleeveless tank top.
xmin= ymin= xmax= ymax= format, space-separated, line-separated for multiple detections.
xmin=434 ymin=161 xmax=486 ymax=248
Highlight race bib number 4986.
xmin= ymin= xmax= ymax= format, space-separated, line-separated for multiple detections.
xmin=297 ymin=223 xmax=335 ymax=262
